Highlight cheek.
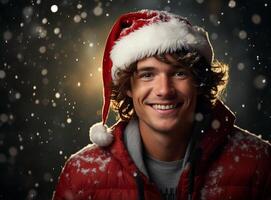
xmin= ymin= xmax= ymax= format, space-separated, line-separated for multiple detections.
xmin=178 ymin=83 xmax=197 ymax=97
xmin=188 ymin=90 xmax=198 ymax=104
xmin=188 ymin=87 xmax=198 ymax=98
xmin=132 ymin=82 xmax=153 ymax=98
xmin=185 ymin=79 xmax=197 ymax=94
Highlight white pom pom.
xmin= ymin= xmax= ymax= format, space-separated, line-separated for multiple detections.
xmin=89 ymin=122 xmax=114 ymax=146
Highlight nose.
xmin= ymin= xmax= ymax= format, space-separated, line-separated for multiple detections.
xmin=154 ymin=75 xmax=176 ymax=97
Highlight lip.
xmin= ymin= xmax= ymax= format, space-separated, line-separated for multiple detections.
xmin=148 ymin=102 xmax=182 ymax=116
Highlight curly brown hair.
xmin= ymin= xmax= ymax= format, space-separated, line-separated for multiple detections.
xmin=111 ymin=50 xmax=229 ymax=121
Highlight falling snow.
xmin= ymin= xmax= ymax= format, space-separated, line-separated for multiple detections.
xmin=228 ymin=0 xmax=236 ymax=8
xmin=93 ymin=3 xmax=103 ymax=16
xmin=51 ymin=5 xmax=58 ymax=13
xmin=0 ymin=0 xmax=270 ymax=199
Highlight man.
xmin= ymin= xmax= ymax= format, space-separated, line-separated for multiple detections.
xmin=53 ymin=10 xmax=271 ymax=200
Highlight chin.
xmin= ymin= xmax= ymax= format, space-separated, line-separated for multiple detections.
xmin=151 ymin=122 xmax=180 ymax=134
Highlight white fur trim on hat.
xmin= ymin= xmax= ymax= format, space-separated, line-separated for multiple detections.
xmin=110 ymin=17 xmax=213 ymax=81
xmin=89 ymin=122 xmax=114 ymax=146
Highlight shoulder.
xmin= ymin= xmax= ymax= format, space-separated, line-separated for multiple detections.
xmin=71 ymin=143 xmax=110 ymax=162
xmin=221 ymin=125 xmax=271 ymax=174
xmin=63 ymin=121 xmax=128 ymax=177
xmin=200 ymin=127 xmax=271 ymax=199
xmin=64 ymin=144 xmax=114 ymax=176
xmin=53 ymin=123 xmax=130 ymax=199
xmin=227 ymin=126 xmax=271 ymax=159
xmin=55 ymin=144 xmax=120 ymax=194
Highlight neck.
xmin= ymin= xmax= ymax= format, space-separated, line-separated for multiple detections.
xmin=139 ymin=121 xmax=193 ymax=162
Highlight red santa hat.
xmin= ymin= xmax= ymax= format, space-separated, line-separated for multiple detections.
xmin=89 ymin=9 xmax=214 ymax=146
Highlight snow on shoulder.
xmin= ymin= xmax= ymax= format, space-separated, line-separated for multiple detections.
xmin=228 ymin=126 xmax=271 ymax=159
xmin=67 ymin=144 xmax=112 ymax=177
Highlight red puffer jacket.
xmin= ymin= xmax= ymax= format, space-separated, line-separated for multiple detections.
xmin=53 ymin=102 xmax=271 ymax=200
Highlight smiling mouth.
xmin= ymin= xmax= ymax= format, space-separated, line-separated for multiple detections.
xmin=151 ymin=103 xmax=180 ymax=110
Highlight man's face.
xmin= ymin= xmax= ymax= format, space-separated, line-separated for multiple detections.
xmin=127 ymin=55 xmax=198 ymax=135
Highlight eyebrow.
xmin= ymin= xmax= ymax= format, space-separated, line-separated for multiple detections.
xmin=136 ymin=66 xmax=156 ymax=72
xmin=136 ymin=65 xmax=187 ymax=72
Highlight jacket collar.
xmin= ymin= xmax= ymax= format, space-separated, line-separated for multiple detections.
xmin=198 ymin=100 xmax=235 ymax=162
xmin=123 ymin=119 xmax=150 ymax=177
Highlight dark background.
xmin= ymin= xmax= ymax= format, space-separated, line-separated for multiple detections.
xmin=0 ymin=0 xmax=270 ymax=199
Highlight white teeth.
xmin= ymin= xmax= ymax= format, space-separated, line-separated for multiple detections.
xmin=152 ymin=104 xmax=176 ymax=110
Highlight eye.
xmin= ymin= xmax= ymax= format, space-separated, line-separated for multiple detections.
xmin=137 ymin=72 xmax=154 ymax=80
xmin=174 ymin=70 xmax=188 ymax=78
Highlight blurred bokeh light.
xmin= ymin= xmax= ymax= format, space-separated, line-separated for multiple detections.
xmin=0 ymin=0 xmax=270 ymax=199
